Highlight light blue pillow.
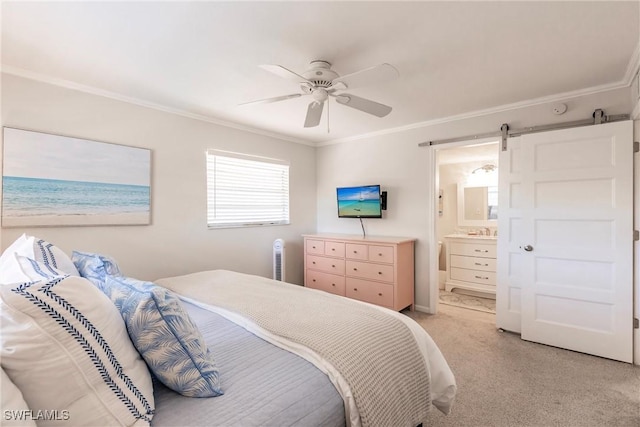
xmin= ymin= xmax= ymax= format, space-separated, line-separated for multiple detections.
xmin=71 ymin=251 xmax=122 ymax=289
xmin=103 ymin=275 xmax=223 ymax=398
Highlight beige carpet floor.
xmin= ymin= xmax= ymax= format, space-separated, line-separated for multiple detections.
xmin=404 ymin=304 xmax=640 ymax=426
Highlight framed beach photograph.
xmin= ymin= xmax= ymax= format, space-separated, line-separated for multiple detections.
xmin=2 ymin=127 xmax=151 ymax=227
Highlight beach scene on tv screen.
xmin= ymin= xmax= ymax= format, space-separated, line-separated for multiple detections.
xmin=337 ymin=186 xmax=381 ymax=217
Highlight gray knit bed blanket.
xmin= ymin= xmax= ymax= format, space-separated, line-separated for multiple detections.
xmin=156 ymin=269 xmax=431 ymax=427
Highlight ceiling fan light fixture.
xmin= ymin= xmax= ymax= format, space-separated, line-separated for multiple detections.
xmin=472 ymin=164 xmax=497 ymax=174
xmin=245 ymin=60 xmax=398 ymax=128
xmin=312 ymin=88 xmax=329 ymax=102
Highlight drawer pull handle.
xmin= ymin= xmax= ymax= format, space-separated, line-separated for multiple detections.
xmin=353 ymin=288 xmax=358 ymax=291
xmin=331 ymin=265 xmax=335 ymax=268
xmin=378 ymin=293 xmax=382 ymax=296
xmin=353 ymin=250 xmax=358 ymax=254
xmin=378 ymin=253 xmax=383 ymax=256
xmin=312 ymin=279 xmax=316 ymax=282
xmin=474 ymin=263 xmax=489 ymax=266
xmin=378 ymin=272 xmax=382 ymax=275
xmin=312 ymin=261 xmax=316 ymax=264
xmin=353 ymin=268 xmax=358 ymax=271
xmin=332 ymin=283 xmax=336 ymax=287
xmin=474 ymin=249 xmax=489 ymax=253
xmin=312 ymin=246 xmax=316 ymax=249
xmin=475 ymin=275 xmax=489 ymax=280
xmin=331 ymin=248 xmax=335 ymax=251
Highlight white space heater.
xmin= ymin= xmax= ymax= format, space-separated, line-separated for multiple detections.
xmin=273 ymin=239 xmax=286 ymax=282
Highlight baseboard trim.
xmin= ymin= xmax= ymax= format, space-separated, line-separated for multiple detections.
xmin=414 ymin=304 xmax=432 ymax=314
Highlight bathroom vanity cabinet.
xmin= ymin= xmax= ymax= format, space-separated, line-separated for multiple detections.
xmin=444 ymin=234 xmax=497 ymax=296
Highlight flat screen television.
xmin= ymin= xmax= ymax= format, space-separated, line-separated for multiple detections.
xmin=337 ymin=185 xmax=382 ymax=218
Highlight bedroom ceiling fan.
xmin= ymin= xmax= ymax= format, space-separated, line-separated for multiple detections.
xmin=240 ymin=60 xmax=399 ymax=128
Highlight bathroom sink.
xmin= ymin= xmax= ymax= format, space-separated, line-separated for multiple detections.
xmin=445 ymin=233 xmax=497 ymax=240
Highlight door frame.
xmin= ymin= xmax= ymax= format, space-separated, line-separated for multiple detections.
xmin=426 ymin=136 xmax=501 ymax=314
xmin=427 ymin=122 xmax=639 ymax=365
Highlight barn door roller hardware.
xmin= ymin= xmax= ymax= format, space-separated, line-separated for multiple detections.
xmin=419 ymin=109 xmax=630 ymax=150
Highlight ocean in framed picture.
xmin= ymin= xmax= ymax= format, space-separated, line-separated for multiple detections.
xmin=1 ymin=128 xmax=151 ymax=227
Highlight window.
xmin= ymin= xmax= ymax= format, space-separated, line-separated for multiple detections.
xmin=206 ymin=150 xmax=290 ymax=228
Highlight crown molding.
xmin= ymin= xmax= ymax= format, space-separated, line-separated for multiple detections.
xmin=2 ymin=62 xmax=635 ymax=149
xmin=623 ymin=41 xmax=640 ymax=86
xmin=317 ymin=78 xmax=633 ymax=147
xmin=0 ymin=65 xmax=316 ymax=147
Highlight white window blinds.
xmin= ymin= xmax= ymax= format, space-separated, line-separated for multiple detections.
xmin=206 ymin=150 xmax=290 ymax=228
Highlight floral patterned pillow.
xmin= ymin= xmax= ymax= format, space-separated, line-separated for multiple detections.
xmin=103 ymin=275 xmax=223 ymax=398
xmin=71 ymin=251 xmax=121 ymax=289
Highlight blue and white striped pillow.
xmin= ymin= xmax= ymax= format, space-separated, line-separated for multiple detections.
xmin=103 ymin=275 xmax=223 ymax=398
xmin=0 ymin=276 xmax=155 ymax=426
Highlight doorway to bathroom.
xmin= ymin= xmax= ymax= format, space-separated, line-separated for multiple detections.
xmin=434 ymin=139 xmax=500 ymax=315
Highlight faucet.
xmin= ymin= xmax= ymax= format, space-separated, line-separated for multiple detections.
xmin=484 ymin=227 xmax=491 ymax=236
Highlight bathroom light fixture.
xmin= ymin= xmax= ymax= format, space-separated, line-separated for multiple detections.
xmin=472 ymin=164 xmax=497 ymax=174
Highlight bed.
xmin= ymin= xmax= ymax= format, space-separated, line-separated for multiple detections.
xmin=0 ymin=235 xmax=456 ymax=427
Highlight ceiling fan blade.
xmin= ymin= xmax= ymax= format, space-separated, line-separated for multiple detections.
xmin=304 ymin=101 xmax=324 ymax=128
xmin=333 ymin=63 xmax=399 ymax=90
xmin=260 ymin=64 xmax=314 ymax=85
xmin=239 ymin=93 xmax=302 ymax=106
xmin=334 ymin=94 xmax=392 ymax=117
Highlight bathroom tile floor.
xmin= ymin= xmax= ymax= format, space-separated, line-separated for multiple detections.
xmin=438 ymin=290 xmax=496 ymax=314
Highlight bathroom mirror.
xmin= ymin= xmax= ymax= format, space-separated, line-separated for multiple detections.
xmin=457 ymin=183 xmax=498 ymax=226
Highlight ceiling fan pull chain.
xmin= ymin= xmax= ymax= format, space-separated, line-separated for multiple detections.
xmin=327 ymin=98 xmax=330 ymax=133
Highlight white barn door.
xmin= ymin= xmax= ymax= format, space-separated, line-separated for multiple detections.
xmin=497 ymin=120 xmax=633 ymax=363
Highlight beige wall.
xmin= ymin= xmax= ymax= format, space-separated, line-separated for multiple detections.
xmin=317 ymin=86 xmax=633 ymax=312
xmin=0 ymin=74 xmax=317 ymax=284
xmin=1 ymin=72 xmax=636 ymax=346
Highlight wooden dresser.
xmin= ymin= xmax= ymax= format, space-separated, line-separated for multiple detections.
xmin=444 ymin=234 xmax=497 ymax=296
xmin=303 ymin=234 xmax=416 ymax=311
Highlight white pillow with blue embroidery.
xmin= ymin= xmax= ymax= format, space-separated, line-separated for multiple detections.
xmin=15 ymin=255 xmax=66 ymax=281
xmin=0 ymin=234 xmax=79 ymax=284
xmin=72 ymin=251 xmax=121 ymax=288
xmin=103 ymin=275 xmax=223 ymax=398
xmin=0 ymin=275 xmax=155 ymax=426
xmin=0 ymin=234 xmax=31 ymax=284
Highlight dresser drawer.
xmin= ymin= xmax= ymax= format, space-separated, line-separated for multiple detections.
xmin=306 ymin=239 xmax=325 ymax=255
xmin=346 ymin=260 xmax=394 ymax=283
xmin=324 ymin=241 xmax=345 ymax=257
xmin=450 ymin=267 xmax=496 ymax=286
xmin=449 ymin=242 xmax=496 ymax=258
xmin=345 ymin=243 xmax=368 ymax=260
xmin=307 ymin=255 xmax=345 ymax=275
xmin=306 ymin=270 xmax=345 ymax=296
xmin=450 ymin=255 xmax=496 ymax=272
xmin=346 ymin=278 xmax=394 ymax=308
xmin=368 ymin=245 xmax=394 ymax=264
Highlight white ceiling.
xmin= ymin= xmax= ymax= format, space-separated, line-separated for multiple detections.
xmin=2 ymin=1 xmax=639 ymax=145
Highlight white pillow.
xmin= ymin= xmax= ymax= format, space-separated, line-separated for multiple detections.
xmin=0 ymin=234 xmax=79 ymax=280
xmin=1 ymin=367 xmax=37 ymax=427
xmin=15 ymin=255 xmax=66 ymax=281
xmin=29 ymin=237 xmax=79 ymax=277
xmin=1 ymin=276 xmax=154 ymax=426
xmin=0 ymin=234 xmax=31 ymax=284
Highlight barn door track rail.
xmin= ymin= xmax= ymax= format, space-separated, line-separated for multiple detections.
xmin=419 ymin=109 xmax=631 ymax=151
